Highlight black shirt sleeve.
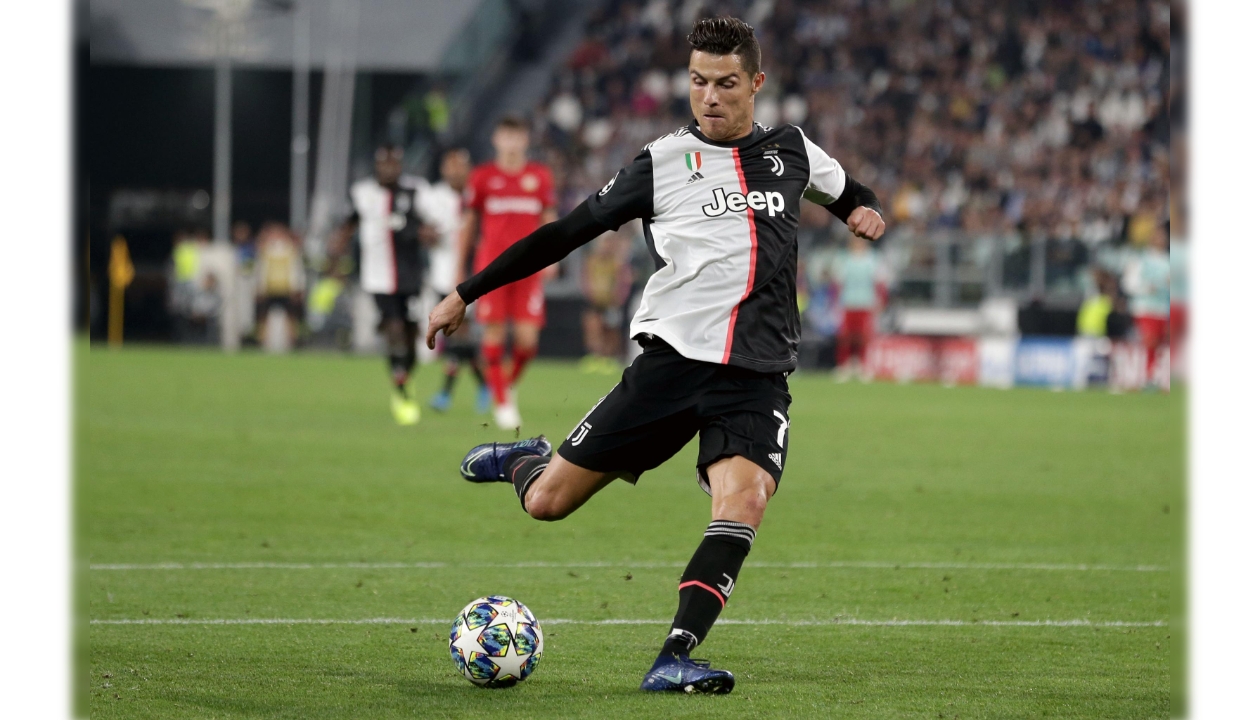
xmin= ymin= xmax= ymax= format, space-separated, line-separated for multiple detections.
xmin=585 ymin=148 xmax=654 ymax=230
xmin=824 ymin=172 xmax=883 ymax=222
xmin=455 ymin=202 xmax=606 ymax=304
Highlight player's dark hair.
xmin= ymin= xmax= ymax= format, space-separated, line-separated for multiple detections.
xmin=495 ymin=115 xmax=529 ymax=132
xmin=687 ymin=16 xmax=761 ymax=78
xmin=375 ymin=143 xmax=404 ymax=158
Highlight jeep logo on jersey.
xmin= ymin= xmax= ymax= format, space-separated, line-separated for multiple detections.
xmin=701 ymin=188 xmax=786 ymax=218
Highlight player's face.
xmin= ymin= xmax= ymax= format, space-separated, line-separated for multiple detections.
xmin=492 ymin=127 xmax=530 ymax=160
xmin=375 ymin=148 xmax=403 ymax=185
xmin=441 ymin=151 xmax=471 ymax=190
xmin=689 ymin=51 xmax=764 ymax=142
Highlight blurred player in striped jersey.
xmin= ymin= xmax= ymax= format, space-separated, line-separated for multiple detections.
xmin=332 ymin=144 xmax=437 ymax=425
xmin=422 ymin=148 xmax=491 ymax=414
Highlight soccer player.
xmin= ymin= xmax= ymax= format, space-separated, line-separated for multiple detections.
xmin=332 ymin=144 xmax=436 ymax=425
xmin=428 ymin=17 xmax=884 ymax=693
xmin=833 ymin=234 xmax=885 ymax=382
xmin=422 ymin=148 xmax=490 ymax=414
xmin=1123 ymin=226 xmax=1172 ymax=390
xmin=456 ymin=116 xmax=557 ymax=429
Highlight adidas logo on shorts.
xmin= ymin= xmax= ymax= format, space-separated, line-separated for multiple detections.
xmin=767 ymin=452 xmax=782 ymax=470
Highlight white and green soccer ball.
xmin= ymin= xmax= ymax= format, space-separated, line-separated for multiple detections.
xmin=448 ymin=595 xmax=543 ymax=688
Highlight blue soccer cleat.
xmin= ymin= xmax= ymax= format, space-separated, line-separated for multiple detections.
xmin=475 ymin=385 xmax=491 ymax=415
xmin=429 ymin=390 xmax=452 ymax=413
xmin=459 ymin=435 xmax=552 ymax=483
xmin=640 ymin=653 xmax=735 ymax=694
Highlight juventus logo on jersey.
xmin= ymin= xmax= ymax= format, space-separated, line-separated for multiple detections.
xmin=773 ymin=410 xmax=789 ymax=447
xmin=764 ymin=152 xmax=785 ymax=176
xmin=569 ymin=422 xmax=593 ymax=446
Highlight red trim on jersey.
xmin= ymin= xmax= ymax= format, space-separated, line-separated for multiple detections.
xmin=722 ymin=148 xmax=758 ymax=364
xmin=678 ymin=580 xmax=726 ymax=607
xmin=384 ymin=188 xmax=397 ymax=293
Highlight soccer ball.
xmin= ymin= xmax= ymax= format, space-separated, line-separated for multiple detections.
xmin=448 ymin=595 xmax=543 ymax=688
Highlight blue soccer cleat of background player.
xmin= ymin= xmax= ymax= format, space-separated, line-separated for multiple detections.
xmin=640 ymin=653 xmax=735 ymax=694
xmin=459 ymin=435 xmax=552 ymax=483
xmin=429 ymin=390 xmax=452 ymax=413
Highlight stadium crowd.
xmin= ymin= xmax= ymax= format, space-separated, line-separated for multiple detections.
xmin=532 ymin=0 xmax=1171 ymax=329
xmin=537 ymin=0 xmax=1170 ymax=241
xmin=159 ymin=0 xmax=1174 ymax=387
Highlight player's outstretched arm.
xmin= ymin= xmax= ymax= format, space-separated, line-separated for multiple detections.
xmin=824 ymin=172 xmax=885 ymax=241
xmin=426 ymin=202 xmax=607 ymax=348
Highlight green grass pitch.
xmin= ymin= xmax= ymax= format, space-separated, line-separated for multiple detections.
xmin=80 ymin=343 xmax=1179 ymax=718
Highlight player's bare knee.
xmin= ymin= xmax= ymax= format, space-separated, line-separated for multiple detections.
xmin=725 ymin=491 xmax=768 ymax=526
xmin=524 ymin=488 xmax=570 ymax=522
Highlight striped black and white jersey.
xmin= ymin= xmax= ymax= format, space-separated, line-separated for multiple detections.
xmin=586 ymin=121 xmax=847 ymax=373
xmin=348 ymin=175 xmax=430 ymax=295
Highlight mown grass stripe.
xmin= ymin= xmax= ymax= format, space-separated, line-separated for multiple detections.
xmin=87 ymin=560 xmax=1169 ymax=572
xmin=89 ymin=617 xmax=1168 ymax=628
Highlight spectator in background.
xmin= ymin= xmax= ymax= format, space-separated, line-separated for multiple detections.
xmin=254 ymin=223 xmax=305 ymax=349
xmin=1078 ymin=267 xmax=1116 ymax=338
xmin=187 ymin=272 xmax=223 ymax=344
xmin=833 ymin=236 xmax=885 ymax=383
xmin=424 ymin=86 xmax=450 ymax=137
xmin=580 ymin=231 xmax=633 ymax=374
xmin=170 ymin=228 xmax=213 ymax=342
xmin=1123 ymin=225 xmax=1171 ymax=390
xmin=231 ymin=220 xmax=256 ymax=270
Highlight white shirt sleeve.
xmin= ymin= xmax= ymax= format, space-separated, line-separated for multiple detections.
xmin=798 ymin=127 xmax=847 ymax=206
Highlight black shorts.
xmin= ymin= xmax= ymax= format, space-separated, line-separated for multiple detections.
xmin=557 ymin=337 xmax=792 ymax=494
xmin=259 ymin=295 xmax=297 ymax=315
xmin=373 ymin=293 xmax=420 ymax=325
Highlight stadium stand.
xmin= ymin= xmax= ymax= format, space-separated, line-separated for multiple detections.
xmin=528 ymin=0 xmax=1171 ymax=325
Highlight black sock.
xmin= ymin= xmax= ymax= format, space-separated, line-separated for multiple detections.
xmin=442 ymin=361 xmax=459 ymax=394
xmin=507 ymin=454 xmax=549 ymax=510
xmin=661 ymin=520 xmax=755 ymax=657
xmin=389 ymin=353 xmax=411 ymax=393
xmin=468 ymin=360 xmax=487 ymax=387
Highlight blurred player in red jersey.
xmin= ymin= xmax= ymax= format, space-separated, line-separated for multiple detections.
xmin=456 ymin=116 xmax=558 ymax=429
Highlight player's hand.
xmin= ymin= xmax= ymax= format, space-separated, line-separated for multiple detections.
xmin=847 ymin=206 xmax=885 ymax=241
xmin=426 ymin=292 xmax=467 ymax=349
